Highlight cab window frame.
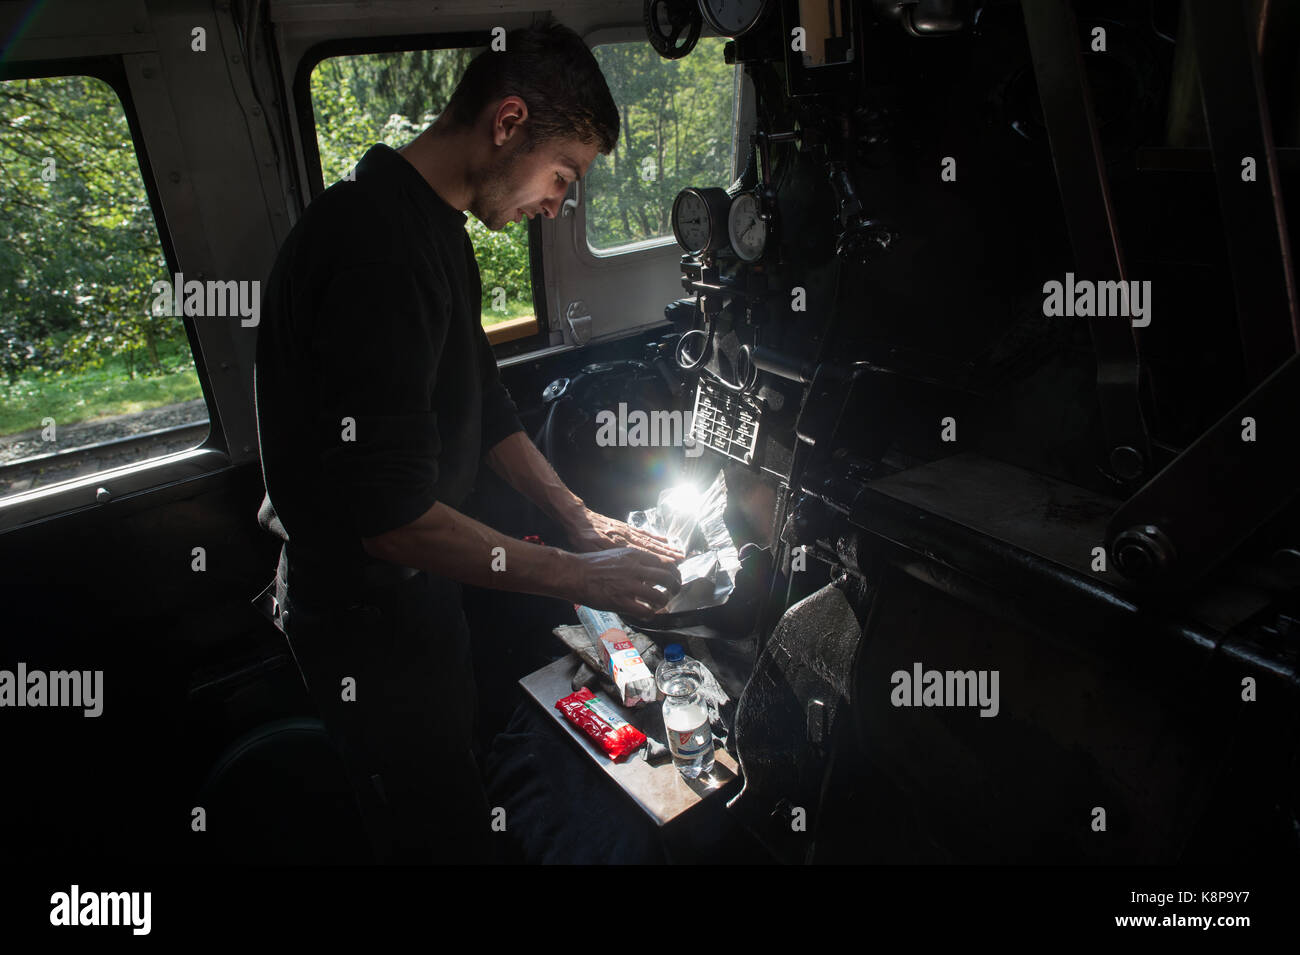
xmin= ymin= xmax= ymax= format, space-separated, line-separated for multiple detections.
xmin=0 ymin=56 xmax=226 ymax=533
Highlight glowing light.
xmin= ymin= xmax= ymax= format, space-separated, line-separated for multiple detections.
xmin=660 ymin=481 xmax=704 ymax=520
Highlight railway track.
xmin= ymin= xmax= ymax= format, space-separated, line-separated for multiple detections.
xmin=0 ymin=421 xmax=211 ymax=496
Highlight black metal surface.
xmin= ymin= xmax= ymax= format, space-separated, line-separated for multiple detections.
xmin=750 ymin=344 xmax=813 ymax=384
xmin=728 ymin=579 xmax=869 ymax=864
xmin=847 ymin=453 xmax=1296 ymax=684
xmin=1106 ymin=352 xmax=1300 ymax=591
xmin=1020 ymin=0 xmax=1152 ymax=483
xmin=874 ymin=0 xmax=970 ymax=37
xmin=1185 ymin=0 xmax=1300 ymax=386
xmin=834 ymin=565 xmax=1238 ymax=863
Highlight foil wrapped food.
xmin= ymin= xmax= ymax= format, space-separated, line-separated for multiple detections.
xmin=627 ymin=469 xmax=739 ymax=614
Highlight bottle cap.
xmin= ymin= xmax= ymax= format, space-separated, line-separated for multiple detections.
xmin=664 ymin=643 xmax=684 ymax=662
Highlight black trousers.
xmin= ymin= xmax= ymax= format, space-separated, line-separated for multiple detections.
xmin=277 ymin=567 xmax=496 ymax=864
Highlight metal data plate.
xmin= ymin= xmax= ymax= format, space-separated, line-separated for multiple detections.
xmin=691 ymin=379 xmax=761 ymax=465
xmin=519 ymin=654 xmax=739 ymax=827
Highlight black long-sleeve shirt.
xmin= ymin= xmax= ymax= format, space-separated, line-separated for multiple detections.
xmin=254 ymin=143 xmax=524 ymax=576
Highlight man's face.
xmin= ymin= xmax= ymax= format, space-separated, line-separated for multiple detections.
xmin=467 ymin=131 xmax=601 ymax=232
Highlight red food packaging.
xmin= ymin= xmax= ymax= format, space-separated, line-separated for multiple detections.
xmin=555 ymin=688 xmax=647 ymax=762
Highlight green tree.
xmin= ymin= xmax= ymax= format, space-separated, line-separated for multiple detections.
xmin=587 ymin=39 xmax=735 ymax=249
xmin=0 ymin=75 xmax=181 ymax=382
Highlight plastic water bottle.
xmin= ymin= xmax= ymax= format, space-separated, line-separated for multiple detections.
xmin=655 ymin=644 xmax=715 ymax=779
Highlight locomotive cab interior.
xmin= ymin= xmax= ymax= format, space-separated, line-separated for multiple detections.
xmin=1 ymin=0 xmax=1298 ymax=879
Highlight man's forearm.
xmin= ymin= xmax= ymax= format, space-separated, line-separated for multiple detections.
xmin=362 ymin=498 xmax=578 ymax=599
xmin=485 ymin=430 xmax=586 ymax=528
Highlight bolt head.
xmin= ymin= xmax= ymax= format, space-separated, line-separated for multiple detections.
xmin=1109 ymin=445 xmax=1144 ymax=481
xmin=1113 ymin=524 xmax=1176 ymax=581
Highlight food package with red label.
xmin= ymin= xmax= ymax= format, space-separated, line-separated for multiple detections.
xmin=555 ymin=688 xmax=648 ymax=762
xmin=575 ymin=605 xmax=657 ymax=706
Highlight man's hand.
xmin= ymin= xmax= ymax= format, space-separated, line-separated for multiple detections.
xmin=483 ymin=433 xmax=685 ymax=562
xmin=571 ymin=546 xmax=683 ymax=620
xmin=563 ymin=507 xmax=686 ymax=561
xmin=479 ymin=432 xmax=685 ymax=615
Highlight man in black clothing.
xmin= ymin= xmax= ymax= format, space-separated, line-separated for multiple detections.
xmin=253 ymin=20 xmax=682 ymax=863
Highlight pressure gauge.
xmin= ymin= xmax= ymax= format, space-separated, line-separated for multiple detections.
xmin=672 ymin=186 xmax=731 ymax=255
xmin=699 ymin=0 xmax=768 ymax=37
xmin=727 ymin=191 xmax=768 ymax=261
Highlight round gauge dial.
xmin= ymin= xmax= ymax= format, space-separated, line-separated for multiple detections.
xmin=672 ymin=187 xmax=731 ymax=254
xmin=700 ymin=0 xmax=768 ymax=37
xmin=673 ymin=190 xmax=710 ymax=253
xmin=727 ymin=191 xmax=768 ymax=261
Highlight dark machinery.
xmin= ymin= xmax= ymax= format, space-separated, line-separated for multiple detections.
xmin=641 ymin=0 xmax=1300 ymax=864
xmin=2 ymin=0 xmax=1297 ymax=874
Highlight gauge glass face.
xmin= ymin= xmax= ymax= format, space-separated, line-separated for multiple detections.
xmin=728 ymin=193 xmax=767 ymax=261
xmin=703 ymin=0 xmax=766 ymax=35
xmin=675 ymin=190 xmax=711 ymax=252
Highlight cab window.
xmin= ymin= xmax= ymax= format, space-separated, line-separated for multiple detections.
xmin=0 ymin=73 xmax=207 ymax=503
xmin=586 ymin=38 xmax=738 ymax=253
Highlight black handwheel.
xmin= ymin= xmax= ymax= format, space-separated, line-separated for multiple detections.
xmin=644 ymin=0 xmax=703 ymax=60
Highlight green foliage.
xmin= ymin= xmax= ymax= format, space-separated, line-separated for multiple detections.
xmin=470 ymin=217 xmax=533 ymax=315
xmin=588 ymin=39 xmax=736 ymax=250
xmin=0 ymin=75 xmax=185 ymax=385
xmin=310 ymin=50 xmax=475 ymax=187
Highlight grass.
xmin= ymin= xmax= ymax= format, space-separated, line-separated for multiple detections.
xmin=0 ymin=306 xmax=535 ymax=436
xmin=0 ymin=355 xmax=203 ymax=437
xmin=481 ymin=298 xmax=536 ymax=326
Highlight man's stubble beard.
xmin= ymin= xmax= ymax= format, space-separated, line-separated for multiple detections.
xmin=467 ymin=139 xmax=531 ymax=231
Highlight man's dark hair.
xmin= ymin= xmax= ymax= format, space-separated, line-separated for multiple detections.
xmin=444 ymin=17 xmax=620 ymax=154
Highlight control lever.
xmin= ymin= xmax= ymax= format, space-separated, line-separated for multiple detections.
xmin=646 ymin=342 xmax=687 ymax=398
xmin=826 ymin=160 xmax=898 ymax=265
